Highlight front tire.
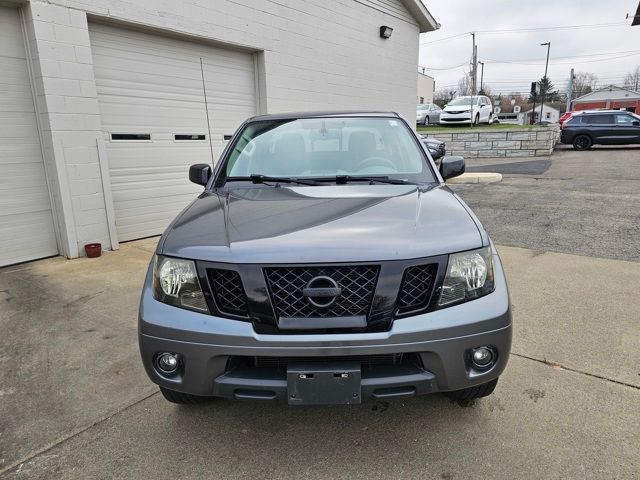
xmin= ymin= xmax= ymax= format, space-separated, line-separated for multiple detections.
xmin=160 ymin=387 xmax=211 ymax=404
xmin=473 ymin=114 xmax=480 ymax=126
xmin=424 ymin=116 xmax=430 ymax=126
xmin=573 ymin=135 xmax=592 ymax=150
xmin=446 ymin=378 xmax=498 ymax=401
xmin=487 ymin=113 xmax=493 ymax=125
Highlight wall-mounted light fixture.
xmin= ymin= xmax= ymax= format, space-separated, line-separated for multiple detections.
xmin=379 ymin=26 xmax=393 ymax=39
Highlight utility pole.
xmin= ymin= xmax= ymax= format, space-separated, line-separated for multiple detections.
xmin=470 ymin=32 xmax=477 ymax=128
xmin=530 ymin=81 xmax=537 ymax=125
xmin=479 ymin=61 xmax=485 ymax=94
xmin=566 ymin=68 xmax=575 ymax=112
xmin=539 ymin=42 xmax=551 ymax=124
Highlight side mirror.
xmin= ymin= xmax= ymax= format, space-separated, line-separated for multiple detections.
xmin=440 ymin=156 xmax=465 ymax=180
xmin=189 ymin=163 xmax=212 ymax=186
xmin=633 ymin=120 xmax=640 ymax=126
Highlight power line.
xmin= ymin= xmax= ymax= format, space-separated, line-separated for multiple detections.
xmin=474 ymin=22 xmax=628 ymax=34
xmin=420 ymin=22 xmax=629 ymax=44
xmin=481 ymin=52 xmax=640 ymax=66
xmin=420 ymin=32 xmax=469 ymax=45
xmin=478 ymin=50 xmax=640 ymax=66
xmin=422 ymin=61 xmax=470 ymax=71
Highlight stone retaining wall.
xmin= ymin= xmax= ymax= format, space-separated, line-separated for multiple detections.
xmin=428 ymin=126 xmax=560 ymax=158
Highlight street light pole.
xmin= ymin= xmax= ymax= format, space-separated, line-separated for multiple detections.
xmin=479 ymin=61 xmax=485 ymax=94
xmin=539 ymin=42 xmax=551 ymax=124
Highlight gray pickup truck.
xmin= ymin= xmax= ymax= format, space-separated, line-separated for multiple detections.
xmin=139 ymin=111 xmax=511 ymax=406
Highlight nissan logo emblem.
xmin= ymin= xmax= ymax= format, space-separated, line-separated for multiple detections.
xmin=302 ymin=276 xmax=342 ymax=308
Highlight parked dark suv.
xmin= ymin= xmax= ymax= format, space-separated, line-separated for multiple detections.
xmin=561 ymin=110 xmax=640 ymax=150
xmin=139 ymin=111 xmax=512 ymax=406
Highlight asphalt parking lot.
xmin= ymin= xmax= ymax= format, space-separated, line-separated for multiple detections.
xmin=458 ymin=144 xmax=640 ymax=262
xmin=1 ymin=147 xmax=639 ymax=479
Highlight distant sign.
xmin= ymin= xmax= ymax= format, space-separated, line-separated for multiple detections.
xmin=494 ymin=106 xmax=501 ymax=114
xmin=514 ymin=105 xmax=521 ymax=114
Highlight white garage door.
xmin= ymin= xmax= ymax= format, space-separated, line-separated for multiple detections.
xmin=0 ymin=7 xmax=58 ymax=267
xmin=89 ymin=23 xmax=257 ymax=242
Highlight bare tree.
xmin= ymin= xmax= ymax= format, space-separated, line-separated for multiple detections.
xmin=480 ymin=84 xmax=493 ymax=97
xmin=498 ymin=92 xmax=528 ymax=112
xmin=623 ymin=66 xmax=640 ymax=91
xmin=457 ymin=71 xmax=473 ymax=96
xmin=433 ymin=88 xmax=456 ymax=107
xmin=572 ymin=72 xmax=599 ymax=98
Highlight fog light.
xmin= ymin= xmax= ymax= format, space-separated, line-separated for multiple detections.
xmin=156 ymin=352 xmax=179 ymax=374
xmin=471 ymin=347 xmax=494 ymax=368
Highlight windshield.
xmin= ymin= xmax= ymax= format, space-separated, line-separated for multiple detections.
xmin=222 ymin=117 xmax=436 ymax=184
xmin=448 ymin=97 xmax=477 ymax=106
xmin=417 ymin=105 xmax=430 ymax=111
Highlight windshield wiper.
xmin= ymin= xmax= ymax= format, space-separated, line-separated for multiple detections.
xmin=316 ymin=175 xmax=415 ymax=185
xmin=226 ymin=175 xmax=322 ymax=186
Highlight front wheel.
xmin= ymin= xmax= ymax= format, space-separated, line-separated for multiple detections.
xmin=573 ymin=135 xmax=592 ymax=150
xmin=487 ymin=113 xmax=493 ymax=125
xmin=446 ymin=378 xmax=498 ymax=401
xmin=424 ymin=116 xmax=430 ymax=126
xmin=473 ymin=114 xmax=480 ymax=126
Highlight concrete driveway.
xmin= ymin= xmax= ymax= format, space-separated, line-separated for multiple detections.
xmin=1 ymin=148 xmax=639 ymax=479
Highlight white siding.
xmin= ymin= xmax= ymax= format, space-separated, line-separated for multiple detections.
xmin=89 ymin=23 xmax=256 ymax=241
xmin=0 ymin=7 xmax=58 ymax=266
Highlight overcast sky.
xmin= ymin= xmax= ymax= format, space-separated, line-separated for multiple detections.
xmin=418 ymin=0 xmax=640 ymax=96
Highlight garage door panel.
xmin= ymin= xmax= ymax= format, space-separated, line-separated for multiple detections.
xmin=90 ymin=22 xmax=255 ymax=241
xmin=112 ymin=185 xmax=200 ymax=204
xmin=0 ymin=7 xmax=58 ymax=266
xmin=106 ymin=147 xmax=212 ymax=169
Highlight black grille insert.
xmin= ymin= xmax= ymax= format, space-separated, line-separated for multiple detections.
xmin=232 ymin=353 xmax=420 ymax=370
xmin=264 ymin=265 xmax=379 ymax=320
xmin=208 ymin=269 xmax=248 ymax=316
xmin=397 ymin=264 xmax=437 ymax=314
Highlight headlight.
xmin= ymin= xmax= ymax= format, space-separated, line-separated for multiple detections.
xmin=425 ymin=141 xmax=440 ymax=149
xmin=152 ymin=255 xmax=209 ymax=313
xmin=438 ymin=247 xmax=494 ymax=307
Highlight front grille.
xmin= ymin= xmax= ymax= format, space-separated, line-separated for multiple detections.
xmin=397 ymin=264 xmax=437 ymax=314
xmin=235 ymin=353 xmax=420 ymax=370
xmin=208 ymin=269 xmax=248 ymax=316
xmin=264 ymin=265 xmax=379 ymax=319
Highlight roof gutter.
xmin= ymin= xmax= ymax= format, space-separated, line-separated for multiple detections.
xmin=400 ymin=0 xmax=440 ymax=33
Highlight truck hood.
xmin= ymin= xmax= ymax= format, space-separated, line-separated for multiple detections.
xmin=159 ymin=184 xmax=484 ymax=263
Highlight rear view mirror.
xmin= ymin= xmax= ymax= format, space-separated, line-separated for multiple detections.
xmin=189 ymin=163 xmax=212 ymax=186
xmin=440 ymin=156 xmax=465 ymax=180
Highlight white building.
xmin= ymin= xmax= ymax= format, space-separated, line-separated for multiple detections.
xmin=0 ymin=0 xmax=438 ymax=266
xmin=417 ymin=72 xmax=435 ymax=104
xmin=522 ymin=105 xmax=560 ymax=124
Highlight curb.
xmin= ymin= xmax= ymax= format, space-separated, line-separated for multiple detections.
xmin=447 ymin=172 xmax=502 ymax=184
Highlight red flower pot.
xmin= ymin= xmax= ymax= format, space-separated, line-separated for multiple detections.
xmin=84 ymin=243 xmax=102 ymax=258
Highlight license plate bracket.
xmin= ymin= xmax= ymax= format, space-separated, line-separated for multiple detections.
xmin=287 ymin=362 xmax=361 ymax=405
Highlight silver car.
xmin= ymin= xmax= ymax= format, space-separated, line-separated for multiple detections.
xmin=416 ymin=103 xmax=441 ymax=126
xmin=139 ymin=111 xmax=512 ymax=406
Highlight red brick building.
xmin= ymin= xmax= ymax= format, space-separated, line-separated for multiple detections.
xmin=572 ymin=86 xmax=640 ymax=113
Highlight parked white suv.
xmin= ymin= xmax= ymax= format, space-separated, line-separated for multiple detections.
xmin=440 ymin=96 xmax=493 ymax=125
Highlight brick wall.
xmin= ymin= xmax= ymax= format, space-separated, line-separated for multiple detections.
xmin=428 ymin=126 xmax=560 ymax=158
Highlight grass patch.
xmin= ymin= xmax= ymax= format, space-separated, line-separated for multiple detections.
xmin=417 ymin=124 xmax=549 ymax=133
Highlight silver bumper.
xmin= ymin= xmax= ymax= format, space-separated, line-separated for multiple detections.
xmin=139 ymin=254 xmax=512 ymax=399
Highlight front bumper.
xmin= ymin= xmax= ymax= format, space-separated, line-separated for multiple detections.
xmin=139 ymin=253 xmax=512 ymax=401
xmin=440 ymin=112 xmax=473 ymax=124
